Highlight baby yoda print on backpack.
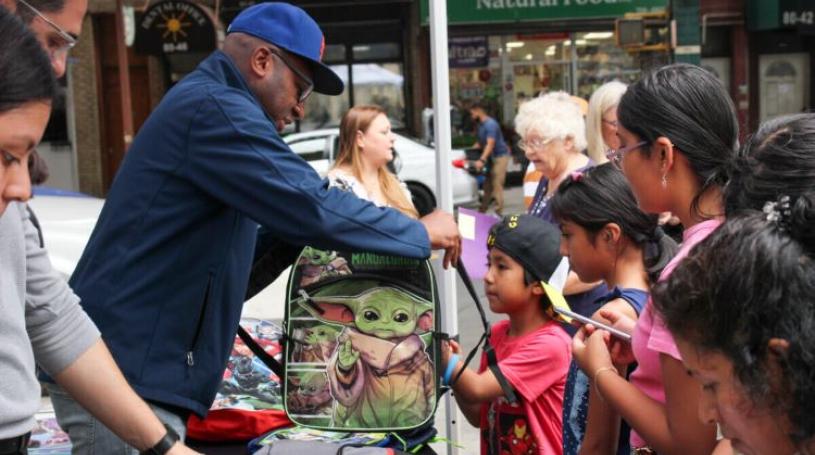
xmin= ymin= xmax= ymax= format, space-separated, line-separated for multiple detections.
xmin=283 ymin=248 xmax=440 ymax=432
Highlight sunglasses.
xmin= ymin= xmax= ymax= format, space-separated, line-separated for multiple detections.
xmin=268 ymin=47 xmax=314 ymax=104
xmin=17 ymin=0 xmax=77 ymax=60
xmin=605 ymin=141 xmax=647 ymax=169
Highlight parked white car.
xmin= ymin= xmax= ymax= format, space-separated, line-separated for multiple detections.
xmin=284 ymin=129 xmax=478 ymax=215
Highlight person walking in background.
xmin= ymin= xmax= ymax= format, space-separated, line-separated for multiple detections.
xmin=585 ymin=81 xmax=627 ymax=164
xmin=0 ymin=9 xmax=197 ymax=455
xmin=329 ymin=104 xmax=418 ymax=218
xmin=470 ymin=103 xmax=510 ymax=216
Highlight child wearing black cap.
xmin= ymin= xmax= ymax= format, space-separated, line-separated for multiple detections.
xmin=442 ymin=214 xmax=572 ymax=455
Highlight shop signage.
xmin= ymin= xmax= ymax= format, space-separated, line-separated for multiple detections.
xmin=748 ymin=0 xmax=815 ymax=32
xmin=421 ymin=0 xmax=668 ymax=25
xmin=450 ymin=36 xmax=489 ymax=67
xmin=134 ymin=0 xmax=216 ymax=55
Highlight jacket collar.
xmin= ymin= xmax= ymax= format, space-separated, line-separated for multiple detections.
xmin=197 ymin=50 xmax=268 ymax=115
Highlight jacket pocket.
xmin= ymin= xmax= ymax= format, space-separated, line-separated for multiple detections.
xmin=187 ymin=273 xmax=213 ymax=366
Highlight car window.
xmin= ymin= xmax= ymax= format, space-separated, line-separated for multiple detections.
xmin=287 ymin=137 xmax=329 ymax=162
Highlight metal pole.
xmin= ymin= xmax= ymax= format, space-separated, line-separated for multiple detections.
xmin=428 ymin=1 xmax=460 ymax=454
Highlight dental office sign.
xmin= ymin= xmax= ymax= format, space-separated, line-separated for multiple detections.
xmin=450 ymin=37 xmax=489 ymax=68
xmin=421 ymin=0 xmax=667 ymax=24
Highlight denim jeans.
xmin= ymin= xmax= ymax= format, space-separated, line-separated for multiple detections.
xmin=45 ymin=383 xmax=187 ymax=455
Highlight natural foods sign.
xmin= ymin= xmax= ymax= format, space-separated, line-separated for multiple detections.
xmin=421 ymin=0 xmax=667 ymax=25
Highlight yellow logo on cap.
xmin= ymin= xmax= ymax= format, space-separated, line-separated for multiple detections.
xmin=487 ymin=233 xmax=495 ymax=247
xmin=508 ymin=215 xmax=518 ymax=229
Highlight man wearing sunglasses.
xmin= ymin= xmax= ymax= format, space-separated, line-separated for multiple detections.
xmin=47 ymin=3 xmax=461 ymax=453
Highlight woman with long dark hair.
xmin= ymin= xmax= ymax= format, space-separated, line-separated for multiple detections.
xmin=571 ymin=63 xmax=739 ymax=455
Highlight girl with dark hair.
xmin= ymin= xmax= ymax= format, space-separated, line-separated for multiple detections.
xmin=550 ymin=163 xmax=677 ymax=455
xmin=652 ymin=195 xmax=815 ymax=455
xmin=0 ymin=7 xmax=197 ymax=454
xmin=572 ymin=63 xmax=739 ymax=455
xmin=725 ymin=113 xmax=815 ymax=216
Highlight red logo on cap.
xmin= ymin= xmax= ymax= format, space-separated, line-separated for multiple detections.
xmin=319 ymin=36 xmax=325 ymax=60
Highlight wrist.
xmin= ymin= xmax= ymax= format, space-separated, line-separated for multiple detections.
xmin=140 ymin=424 xmax=179 ymax=455
xmin=593 ymin=366 xmax=619 ymax=402
xmin=443 ymin=354 xmax=461 ymax=386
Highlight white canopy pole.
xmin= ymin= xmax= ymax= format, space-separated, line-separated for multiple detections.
xmin=428 ymin=1 xmax=460 ymax=454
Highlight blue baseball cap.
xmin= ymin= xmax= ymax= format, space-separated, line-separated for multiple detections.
xmin=227 ymin=2 xmax=344 ymax=96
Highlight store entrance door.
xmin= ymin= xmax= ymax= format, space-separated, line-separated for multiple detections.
xmin=759 ymin=52 xmax=810 ymax=121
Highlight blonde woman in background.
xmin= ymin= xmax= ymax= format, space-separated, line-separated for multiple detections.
xmin=329 ymin=105 xmax=419 ymax=218
xmin=585 ymin=80 xmax=627 ymax=164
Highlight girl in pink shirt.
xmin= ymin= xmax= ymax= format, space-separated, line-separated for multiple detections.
xmin=571 ymin=63 xmax=738 ymax=455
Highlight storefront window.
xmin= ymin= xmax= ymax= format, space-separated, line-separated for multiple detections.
xmin=448 ymin=31 xmax=669 ymax=145
xmin=351 ymin=63 xmax=405 ymax=128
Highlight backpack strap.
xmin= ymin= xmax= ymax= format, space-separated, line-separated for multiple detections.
xmin=449 ymin=263 xmax=519 ymax=405
xmin=236 ymin=325 xmax=285 ymax=379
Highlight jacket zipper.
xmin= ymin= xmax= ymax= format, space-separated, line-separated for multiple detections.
xmin=187 ymin=274 xmax=213 ymax=366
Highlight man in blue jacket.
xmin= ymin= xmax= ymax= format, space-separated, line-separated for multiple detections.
xmin=46 ymin=3 xmax=460 ymax=452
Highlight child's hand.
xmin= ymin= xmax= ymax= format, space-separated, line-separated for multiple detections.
xmin=572 ymin=324 xmax=614 ymax=377
xmin=440 ymin=339 xmax=461 ymax=368
xmin=609 ymin=337 xmax=636 ymax=368
xmin=597 ymin=308 xmax=636 ymax=335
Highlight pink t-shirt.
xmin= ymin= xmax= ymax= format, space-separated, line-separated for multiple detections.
xmin=478 ymin=319 xmax=571 ymax=455
xmin=629 ymin=219 xmax=722 ymax=447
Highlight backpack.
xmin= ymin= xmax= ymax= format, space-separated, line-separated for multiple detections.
xmin=281 ymin=247 xmax=441 ymax=432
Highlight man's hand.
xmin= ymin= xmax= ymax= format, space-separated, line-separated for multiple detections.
xmin=419 ymin=210 xmax=461 ymax=269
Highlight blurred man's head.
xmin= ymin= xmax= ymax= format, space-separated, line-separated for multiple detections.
xmin=223 ymin=2 xmax=343 ymax=132
xmin=1 ymin=0 xmax=87 ymax=77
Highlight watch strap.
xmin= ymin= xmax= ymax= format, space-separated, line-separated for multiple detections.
xmin=140 ymin=423 xmax=179 ymax=455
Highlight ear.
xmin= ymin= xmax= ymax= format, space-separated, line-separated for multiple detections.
xmin=530 ymin=281 xmax=544 ymax=296
xmin=417 ymin=310 xmax=434 ymax=333
xmin=249 ymin=46 xmax=274 ymax=79
xmin=603 ymin=223 xmax=622 ymax=245
xmin=355 ymin=129 xmax=366 ymax=151
xmin=563 ymin=135 xmax=575 ymax=151
xmin=653 ymin=136 xmax=676 ymax=176
xmin=304 ymin=300 xmax=355 ymax=326
xmin=768 ymin=338 xmax=790 ymax=358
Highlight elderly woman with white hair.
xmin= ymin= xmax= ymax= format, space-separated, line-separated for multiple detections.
xmin=517 ymin=91 xmax=606 ymax=312
xmin=585 ymin=80 xmax=627 ymax=164
xmin=516 ymin=91 xmax=612 ymax=455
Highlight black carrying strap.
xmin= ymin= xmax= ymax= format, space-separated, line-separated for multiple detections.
xmin=451 ymin=263 xmax=519 ymax=405
xmin=236 ymin=325 xmax=284 ymax=379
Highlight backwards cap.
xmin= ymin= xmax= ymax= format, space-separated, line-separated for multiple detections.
xmin=488 ymin=214 xmax=572 ymax=323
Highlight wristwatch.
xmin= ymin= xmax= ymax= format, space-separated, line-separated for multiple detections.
xmin=140 ymin=424 xmax=179 ymax=455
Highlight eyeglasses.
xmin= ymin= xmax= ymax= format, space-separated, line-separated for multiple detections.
xmin=17 ymin=0 xmax=77 ymax=60
xmin=606 ymin=141 xmax=647 ymax=169
xmin=268 ymin=47 xmax=314 ymax=104
xmin=518 ymin=137 xmax=554 ymax=151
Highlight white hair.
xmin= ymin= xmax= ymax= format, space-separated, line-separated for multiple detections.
xmin=586 ymin=80 xmax=627 ymax=163
xmin=514 ymin=91 xmax=587 ymax=153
